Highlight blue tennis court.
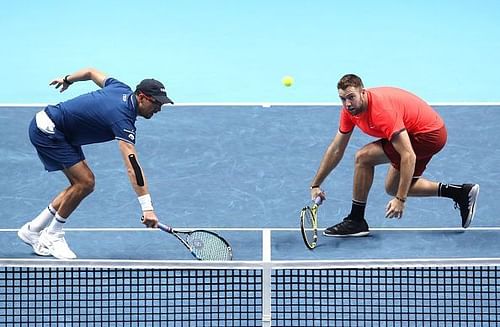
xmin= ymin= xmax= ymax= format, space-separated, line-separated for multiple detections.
xmin=0 ymin=104 xmax=499 ymax=325
xmin=1 ymin=104 xmax=498 ymax=260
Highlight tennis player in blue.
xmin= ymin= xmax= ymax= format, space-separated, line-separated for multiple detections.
xmin=17 ymin=67 xmax=173 ymax=259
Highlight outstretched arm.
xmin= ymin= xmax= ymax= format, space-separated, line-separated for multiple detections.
xmin=49 ymin=67 xmax=107 ymax=92
xmin=310 ymin=130 xmax=352 ymax=199
xmin=118 ymin=140 xmax=159 ymax=228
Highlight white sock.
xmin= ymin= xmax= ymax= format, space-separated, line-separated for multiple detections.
xmin=46 ymin=213 xmax=68 ymax=233
xmin=29 ymin=204 xmax=56 ymax=232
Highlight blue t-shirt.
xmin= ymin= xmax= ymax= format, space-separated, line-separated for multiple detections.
xmin=45 ymin=78 xmax=138 ymax=146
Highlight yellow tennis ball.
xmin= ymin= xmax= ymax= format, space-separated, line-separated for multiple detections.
xmin=282 ymin=76 xmax=294 ymax=87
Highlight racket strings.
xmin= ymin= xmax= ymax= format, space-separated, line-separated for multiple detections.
xmin=301 ymin=206 xmax=318 ymax=249
xmin=187 ymin=231 xmax=232 ymax=261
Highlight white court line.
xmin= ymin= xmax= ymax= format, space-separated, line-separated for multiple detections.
xmin=2 ymin=257 xmax=500 ymax=269
xmin=1 ymin=227 xmax=500 ymax=232
xmin=262 ymin=229 xmax=272 ymax=261
xmin=1 ymin=102 xmax=500 ymax=108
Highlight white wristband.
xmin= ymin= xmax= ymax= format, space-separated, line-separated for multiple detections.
xmin=138 ymin=194 xmax=154 ymax=211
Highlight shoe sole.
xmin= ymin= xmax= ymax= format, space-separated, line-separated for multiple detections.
xmin=462 ymin=184 xmax=480 ymax=228
xmin=17 ymin=227 xmax=50 ymax=256
xmin=323 ymin=230 xmax=370 ymax=237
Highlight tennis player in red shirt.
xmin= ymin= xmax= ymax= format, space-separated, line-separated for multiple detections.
xmin=310 ymin=74 xmax=479 ymax=237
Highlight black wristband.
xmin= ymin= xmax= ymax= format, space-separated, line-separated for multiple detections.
xmin=310 ymin=185 xmax=320 ymax=190
xmin=396 ymin=196 xmax=406 ymax=203
xmin=63 ymin=75 xmax=73 ymax=85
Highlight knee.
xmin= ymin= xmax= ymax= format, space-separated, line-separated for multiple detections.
xmin=385 ymin=183 xmax=397 ymax=196
xmin=83 ymin=176 xmax=95 ymax=195
xmin=354 ymin=148 xmax=371 ymax=165
xmin=77 ymin=174 xmax=95 ymax=196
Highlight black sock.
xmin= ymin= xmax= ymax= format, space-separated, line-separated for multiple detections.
xmin=349 ymin=200 xmax=366 ymax=221
xmin=438 ymin=183 xmax=463 ymax=200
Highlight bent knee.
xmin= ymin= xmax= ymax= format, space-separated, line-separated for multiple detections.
xmin=354 ymin=148 xmax=371 ymax=165
xmin=76 ymin=176 xmax=95 ymax=195
xmin=385 ymin=186 xmax=397 ymax=196
xmin=385 ymin=178 xmax=399 ymax=196
xmin=354 ymin=142 xmax=386 ymax=166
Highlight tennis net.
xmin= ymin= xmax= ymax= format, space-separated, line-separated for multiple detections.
xmin=1 ymin=258 xmax=499 ymax=326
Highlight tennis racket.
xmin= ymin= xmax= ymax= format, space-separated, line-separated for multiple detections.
xmin=300 ymin=196 xmax=323 ymax=249
xmin=143 ymin=217 xmax=233 ymax=261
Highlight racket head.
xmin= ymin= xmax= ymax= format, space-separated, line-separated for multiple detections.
xmin=184 ymin=230 xmax=233 ymax=261
xmin=300 ymin=205 xmax=318 ymax=249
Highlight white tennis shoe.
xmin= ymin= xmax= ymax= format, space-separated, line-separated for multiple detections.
xmin=38 ymin=229 xmax=77 ymax=259
xmin=17 ymin=223 xmax=50 ymax=256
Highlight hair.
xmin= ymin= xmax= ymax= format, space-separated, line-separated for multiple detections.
xmin=337 ymin=74 xmax=364 ymax=90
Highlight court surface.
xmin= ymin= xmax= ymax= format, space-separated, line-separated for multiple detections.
xmin=0 ymin=105 xmax=498 ymax=261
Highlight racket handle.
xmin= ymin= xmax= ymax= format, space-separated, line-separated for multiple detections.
xmin=158 ymin=222 xmax=173 ymax=233
xmin=314 ymin=196 xmax=323 ymax=206
xmin=141 ymin=216 xmax=173 ymax=233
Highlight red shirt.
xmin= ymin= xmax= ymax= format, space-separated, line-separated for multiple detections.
xmin=339 ymin=87 xmax=444 ymax=140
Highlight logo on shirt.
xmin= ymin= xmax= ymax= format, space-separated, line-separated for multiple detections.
xmin=124 ymin=129 xmax=136 ymax=141
xmin=122 ymin=94 xmax=127 ymax=102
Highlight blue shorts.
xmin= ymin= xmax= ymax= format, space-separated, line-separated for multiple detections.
xmin=29 ymin=117 xmax=85 ymax=172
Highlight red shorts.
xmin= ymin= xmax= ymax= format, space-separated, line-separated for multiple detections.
xmin=379 ymin=125 xmax=447 ymax=177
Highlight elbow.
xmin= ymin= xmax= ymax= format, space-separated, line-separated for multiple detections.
xmin=83 ymin=67 xmax=101 ymax=81
xmin=331 ymin=148 xmax=344 ymax=159
xmin=328 ymin=143 xmax=345 ymax=158
xmin=127 ymin=167 xmax=136 ymax=181
xmin=81 ymin=68 xmax=95 ymax=79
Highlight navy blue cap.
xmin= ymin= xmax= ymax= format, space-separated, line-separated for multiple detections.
xmin=136 ymin=79 xmax=173 ymax=104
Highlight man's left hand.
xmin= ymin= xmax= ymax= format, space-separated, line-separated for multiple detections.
xmin=385 ymin=198 xmax=405 ymax=219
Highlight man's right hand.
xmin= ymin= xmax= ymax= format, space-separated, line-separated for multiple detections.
xmin=141 ymin=211 xmax=159 ymax=228
xmin=310 ymin=187 xmax=326 ymax=202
